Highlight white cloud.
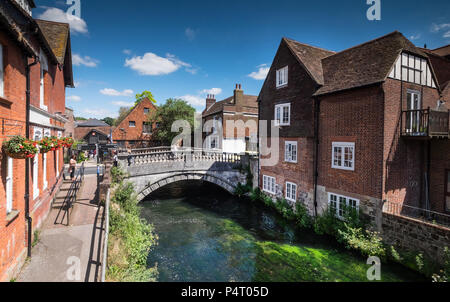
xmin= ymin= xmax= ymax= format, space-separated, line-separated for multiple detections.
xmin=178 ymin=95 xmax=205 ymax=107
xmin=410 ymin=33 xmax=421 ymax=41
xmin=125 ymin=52 xmax=193 ymax=76
xmin=431 ymin=23 xmax=450 ymax=33
xmin=37 ymin=8 xmax=88 ymax=34
xmin=73 ymin=54 xmax=99 ymax=67
xmin=67 ymin=95 xmax=81 ymax=102
xmin=111 ymin=101 xmax=135 ymax=107
xmin=444 ymin=31 xmax=450 ymax=39
xmin=248 ymin=64 xmax=270 ymax=80
xmin=82 ymin=108 xmax=116 ymax=119
xmin=100 ymin=88 xmax=134 ymax=97
xmin=123 ymin=49 xmax=132 ymax=55
xmin=73 ymin=81 xmax=80 ymax=88
xmin=185 ymin=28 xmax=196 ymax=41
xmin=201 ymin=88 xmax=222 ymax=95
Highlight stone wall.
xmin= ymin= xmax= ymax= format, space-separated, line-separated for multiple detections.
xmin=382 ymin=213 xmax=450 ymax=264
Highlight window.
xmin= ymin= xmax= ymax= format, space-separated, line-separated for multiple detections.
xmin=285 ymin=141 xmax=297 ymax=163
xmin=285 ymin=182 xmax=297 ymax=202
xmin=263 ymin=175 xmax=276 ymax=194
xmin=143 ymin=122 xmax=152 ymax=134
xmin=6 ymin=157 xmax=13 ymax=214
xmin=33 ymin=128 xmax=42 ymax=200
xmin=39 ymin=50 xmax=48 ymax=111
xmin=328 ymin=193 xmax=359 ymax=219
xmin=0 ymin=43 xmax=4 ymax=97
xmin=276 ymin=66 xmax=288 ymax=88
xmin=332 ymin=142 xmax=355 ymax=171
xmin=209 ymin=136 xmax=219 ymax=149
xmin=144 ymin=108 xmax=150 ymax=114
xmin=275 ymin=103 xmax=290 ymax=126
xmin=129 ymin=121 xmax=136 ymax=127
xmin=406 ymin=91 xmax=422 ymax=133
xmin=43 ymin=153 xmax=48 ymax=190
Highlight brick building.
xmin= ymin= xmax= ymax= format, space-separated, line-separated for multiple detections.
xmin=112 ymin=97 xmax=157 ymax=148
xmin=259 ymin=32 xmax=449 ymax=224
xmin=0 ymin=0 xmax=74 ymax=281
xmin=74 ymin=119 xmax=112 ymax=144
xmin=202 ymin=85 xmax=258 ymax=153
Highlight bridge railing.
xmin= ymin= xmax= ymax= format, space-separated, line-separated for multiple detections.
xmin=120 ymin=149 xmax=244 ymax=166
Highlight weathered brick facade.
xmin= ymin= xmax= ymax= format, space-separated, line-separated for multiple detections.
xmin=112 ymin=97 xmax=157 ymax=148
xmin=0 ymin=1 xmax=73 ymax=281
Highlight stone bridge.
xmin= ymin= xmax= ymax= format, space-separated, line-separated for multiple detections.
xmin=118 ymin=148 xmax=257 ymax=202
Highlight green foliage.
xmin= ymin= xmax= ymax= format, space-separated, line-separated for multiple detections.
xmin=432 ymin=247 xmax=450 ymax=282
xmin=148 ymin=98 xmax=196 ymax=145
xmin=75 ymin=117 xmax=87 ymax=121
xmin=115 ymin=107 xmax=133 ymax=126
xmin=32 ymin=230 xmax=41 ymax=248
xmin=275 ymin=198 xmax=295 ymax=220
xmin=337 ymin=224 xmax=386 ymax=259
xmin=135 ymin=90 xmax=157 ymax=105
xmin=107 ymin=182 xmax=158 ymax=282
xmin=249 ymin=187 xmax=263 ymax=203
xmin=295 ymin=202 xmax=313 ymax=229
xmin=102 ymin=117 xmax=115 ymax=126
xmin=390 ymin=246 xmax=403 ymax=262
xmin=111 ymin=167 xmax=125 ymax=185
xmin=415 ymin=253 xmax=424 ymax=272
xmin=77 ymin=152 xmax=87 ymax=163
xmin=234 ymin=183 xmax=252 ymax=197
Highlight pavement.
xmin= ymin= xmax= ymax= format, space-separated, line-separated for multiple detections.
xmin=17 ymin=174 xmax=106 ymax=282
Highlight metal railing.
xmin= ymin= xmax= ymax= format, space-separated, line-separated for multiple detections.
xmin=101 ymin=189 xmax=111 ymax=282
xmin=56 ymin=162 xmax=85 ymax=226
xmin=384 ymin=200 xmax=450 ymax=228
xmin=402 ymin=109 xmax=449 ymax=138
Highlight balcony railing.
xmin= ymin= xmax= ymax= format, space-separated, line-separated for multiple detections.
xmin=401 ymin=109 xmax=449 ymax=138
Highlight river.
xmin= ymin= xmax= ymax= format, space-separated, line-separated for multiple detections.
xmin=141 ymin=181 xmax=424 ymax=282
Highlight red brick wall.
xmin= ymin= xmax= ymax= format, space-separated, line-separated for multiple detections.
xmin=317 ymin=85 xmax=385 ymax=199
xmin=112 ymin=98 xmax=157 ymax=147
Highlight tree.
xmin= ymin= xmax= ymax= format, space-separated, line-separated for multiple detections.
xmin=135 ymin=91 xmax=157 ymax=106
xmin=148 ymin=98 xmax=196 ymax=145
xmin=75 ymin=117 xmax=87 ymax=121
xmin=102 ymin=117 xmax=115 ymax=126
xmin=114 ymin=107 xmax=132 ymax=126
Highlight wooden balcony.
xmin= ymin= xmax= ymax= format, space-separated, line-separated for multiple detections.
xmin=401 ymin=109 xmax=449 ymax=139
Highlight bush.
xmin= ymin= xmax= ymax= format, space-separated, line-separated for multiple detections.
xmin=337 ymin=224 xmax=386 ymax=259
xmin=250 ymin=187 xmax=263 ymax=203
xmin=275 ymin=198 xmax=295 ymax=220
xmin=111 ymin=167 xmax=125 ymax=185
xmin=107 ymin=182 xmax=158 ymax=282
xmin=234 ymin=182 xmax=252 ymax=198
xmin=294 ymin=202 xmax=313 ymax=229
xmin=432 ymin=247 xmax=450 ymax=282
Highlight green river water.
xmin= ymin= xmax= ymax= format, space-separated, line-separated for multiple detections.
xmin=141 ymin=181 xmax=425 ymax=282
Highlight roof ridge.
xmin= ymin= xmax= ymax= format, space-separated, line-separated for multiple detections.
xmin=327 ymin=31 xmax=403 ymax=58
xmin=35 ymin=18 xmax=70 ymax=27
xmin=432 ymin=44 xmax=450 ymax=51
xmin=283 ymin=37 xmax=336 ymax=54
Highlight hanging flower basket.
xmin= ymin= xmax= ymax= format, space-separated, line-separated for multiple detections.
xmin=2 ymin=136 xmax=39 ymax=159
xmin=61 ymin=137 xmax=74 ymax=148
xmin=39 ymin=137 xmax=57 ymax=153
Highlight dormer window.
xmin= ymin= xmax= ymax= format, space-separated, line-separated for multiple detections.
xmin=276 ymin=66 xmax=288 ymax=88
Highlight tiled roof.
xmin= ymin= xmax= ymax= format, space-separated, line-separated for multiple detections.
xmin=203 ymin=95 xmax=258 ymax=116
xmin=315 ymin=31 xmax=427 ymax=96
xmin=420 ymin=47 xmax=450 ymax=91
xmin=283 ymin=38 xmax=335 ymax=85
xmin=431 ymin=45 xmax=450 ymax=58
xmin=77 ymin=119 xmax=110 ymax=128
xmin=35 ymin=19 xmax=70 ymax=65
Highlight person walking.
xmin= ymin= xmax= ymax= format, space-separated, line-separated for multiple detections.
xmin=69 ymin=155 xmax=77 ymax=181
xmin=113 ymin=151 xmax=118 ymax=168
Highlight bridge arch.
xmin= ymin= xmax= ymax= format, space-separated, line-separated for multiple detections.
xmin=136 ymin=172 xmax=238 ymax=202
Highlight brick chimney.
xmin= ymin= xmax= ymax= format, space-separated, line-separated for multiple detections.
xmin=233 ymin=84 xmax=244 ymax=107
xmin=206 ymin=94 xmax=216 ymax=110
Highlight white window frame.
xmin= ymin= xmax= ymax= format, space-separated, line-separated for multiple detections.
xmin=6 ymin=156 xmax=13 ymax=214
xmin=33 ymin=127 xmax=43 ymax=200
xmin=263 ymin=175 xmax=276 ymax=195
xmin=285 ymin=182 xmax=297 ymax=202
xmin=129 ymin=121 xmax=136 ymax=128
xmin=328 ymin=193 xmax=360 ymax=219
xmin=0 ymin=43 xmax=4 ymax=98
xmin=56 ymin=149 xmax=59 ymax=178
xmin=285 ymin=141 xmax=298 ymax=163
xmin=39 ymin=50 xmax=48 ymax=111
xmin=332 ymin=142 xmax=355 ymax=171
xmin=274 ymin=103 xmax=290 ymax=126
xmin=208 ymin=135 xmax=219 ymax=150
xmin=276 ymin=66 xmax=288 ymax=88
xmin=43 ymin=153 xmax=48 ymax=190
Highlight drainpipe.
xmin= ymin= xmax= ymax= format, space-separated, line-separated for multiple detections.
xmin=25 ymin=55 xmax=38 ymax=258
xmin=312 ymin=96 xmax=320 ymax=218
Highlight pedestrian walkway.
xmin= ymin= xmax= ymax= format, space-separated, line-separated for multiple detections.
xmin=17 ymin=174 xmax=106 ymax=282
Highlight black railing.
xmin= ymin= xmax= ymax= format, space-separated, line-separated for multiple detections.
xmin=402 ymin=109 xmax=449 ymax=138
xmin=384 ymin=200 xmax=450 ymax=228
xmin=56 ymin=162 xmax=85 ymax=226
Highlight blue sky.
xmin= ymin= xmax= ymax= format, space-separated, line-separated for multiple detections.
xmin=35 ymin=0 xmax=450 ymax=119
